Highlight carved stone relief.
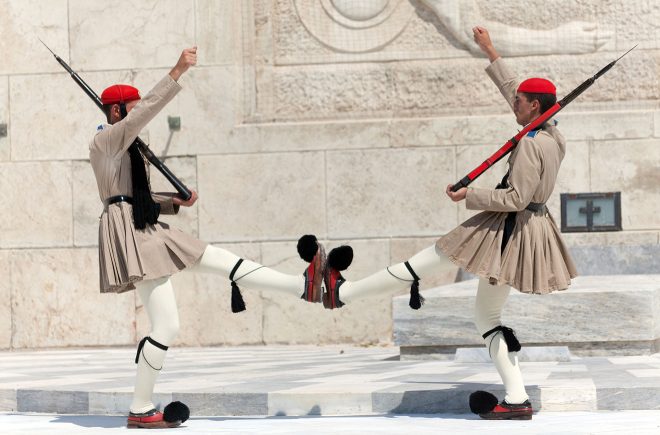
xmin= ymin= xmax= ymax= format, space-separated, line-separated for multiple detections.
xmin=252 ymin=0 xmax=637 ymax=122
xmin=293 ymin=0 xmax=415 ymax=53
xmin=278 ymin=0 xmax=612 ymax=65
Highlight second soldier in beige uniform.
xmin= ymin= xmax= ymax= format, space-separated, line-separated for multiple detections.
xmin=313 ymin=26 xmax=577 ymax=420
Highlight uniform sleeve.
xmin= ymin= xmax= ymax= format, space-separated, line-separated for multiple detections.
xmin=485 ymin=57 xmax=519 ymax=111
xmin=151 ymin=192 xmax=181 ymax=215
xmin=92 ymin=74 xmax=181 ymax=158
xmin=465 ymin=137 xmax=543 ymax=212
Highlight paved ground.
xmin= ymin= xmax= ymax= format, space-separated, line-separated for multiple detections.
xmin=1 ymin=346 xmax=660 ymax=416
xmin=3 ymin=411 xmax=660 ymax=434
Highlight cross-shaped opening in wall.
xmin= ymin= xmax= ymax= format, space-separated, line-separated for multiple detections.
xmin=561 ymin=192 xmax=622 ymax=233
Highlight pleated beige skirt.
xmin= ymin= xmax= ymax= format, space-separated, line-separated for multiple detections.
xmin=436 ymin=209 xmax=577 ymax=294
xmin=98 ymin=202 xmax=207 ymax=293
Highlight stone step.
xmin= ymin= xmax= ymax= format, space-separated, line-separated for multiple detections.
xmin=454 ymin=346 xmax=571 ymax=363
xmin=393 ymin=275 xmax=660 ymax=357
xmin=1 ymin=347 xmax=660 ymax=416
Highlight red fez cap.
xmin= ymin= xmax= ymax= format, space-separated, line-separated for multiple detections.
xmin=101 ymin=84 xmax=141 ymax=105
xmin=517 ymin=78 xmax=556 ymax=95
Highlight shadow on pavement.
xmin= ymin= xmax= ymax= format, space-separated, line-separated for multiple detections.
xmin=51 ymin=415 xmax=126 ymax=428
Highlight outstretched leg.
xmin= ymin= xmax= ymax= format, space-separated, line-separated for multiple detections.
xmin=337 ymin=244 xmax=454 ymax=304
xmin=191 ymin=244 xmax=305 ymax=298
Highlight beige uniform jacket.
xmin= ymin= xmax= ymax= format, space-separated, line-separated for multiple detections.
xmin=90 ymin=75 xmax=207 ymax=293
xmin=437 ymin=58 xmax=577 ymax=294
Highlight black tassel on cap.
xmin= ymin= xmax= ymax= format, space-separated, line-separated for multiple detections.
xmin=120 ymin=102 xmax=160 ymax=231
xmin=404 ymin=261 xmax=424 ymax=310
xmin=230 ymin=259 xmax=246 ymax=313
xmin=482 ymin=325 xmax=522 ymax=352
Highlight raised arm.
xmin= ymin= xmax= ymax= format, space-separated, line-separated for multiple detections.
xmin=94 ymin=47 xmax=197 ymax=158
xmin=105 ymin=77 xmax=181 ymax=157
xmin=473 ymin=26 xmax=518 ymax=110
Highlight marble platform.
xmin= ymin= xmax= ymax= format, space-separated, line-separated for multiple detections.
xmin=393 ymin=275 xmax=660 ymax=358
xmin=2 ymin=346 xmax=660 ymax=416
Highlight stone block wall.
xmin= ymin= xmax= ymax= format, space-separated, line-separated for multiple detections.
xmin=0 ymin=0 xmax=658 ymax=349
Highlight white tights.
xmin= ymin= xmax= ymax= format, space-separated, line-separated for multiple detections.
xmin=474 ymin=278 xmax=528 ymax=404
xmin=130 ymin=244 xmax=528 ymax=412
xmin=339 ymin=245 xmax=454 ymax=303
xmin=129 ymin=245 xmax=304 ymax=413
xmin=338 ymin=244 xmax=528 ymax=404
xmin=131 ymin=277 xmax=178 ymax=414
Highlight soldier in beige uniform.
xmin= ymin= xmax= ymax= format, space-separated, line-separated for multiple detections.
xmin=91 ymin=47 xmax=329 ymax=428
xmin=320 ymin=27 xmax=577 ymax=420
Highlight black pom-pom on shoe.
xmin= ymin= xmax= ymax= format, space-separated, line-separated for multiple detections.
xmin=297 ymin=235 xmax=319 ymax=263
xmin=469 ymin=391 xmax=499 ymax=414
xmin=163 ymin=401 xmax=190 ymax=423
xmin=328 ymin=245 xmax=353 ymax=271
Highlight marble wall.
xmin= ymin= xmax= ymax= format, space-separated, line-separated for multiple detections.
xmin=0 ymin=0 xmax=658 ymax=349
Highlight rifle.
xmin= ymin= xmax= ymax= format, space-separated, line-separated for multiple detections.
xmin=40 ymin=39 xmax=192 ymax=201
xmin=451 ymin=45 xmax=636 ymax=192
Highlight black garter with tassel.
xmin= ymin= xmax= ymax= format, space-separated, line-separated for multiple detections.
xmin=134 ymin=336 xmax=169 ymax=365
xmin=404 ymin=261 xmax=424 ymax=310
xmin=482 ymin=325 xmax=522 ymax=352
xmin=230 ymin=259 xmax=247 ymax=313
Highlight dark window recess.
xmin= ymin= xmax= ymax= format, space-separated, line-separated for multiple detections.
xmin=560 ymin=192 xmax=622 ymax=232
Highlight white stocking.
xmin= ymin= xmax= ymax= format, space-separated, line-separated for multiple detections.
xmin=339 ymin=245 xmax=454 ymax=304
xmin=130 ymin=277 xmax=179 ymax=414
xmin=474 ymin=278 xmax=528 ymax=404
xmin=191 ymin=245 xmax=304 ymax=298
xmin=129 ymin=244 xmax=305 ymax=414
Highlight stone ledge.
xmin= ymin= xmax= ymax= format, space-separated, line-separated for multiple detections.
xmin=454 ymin=346 xmax=571 ymax=363
xmin=2 ymin=346 xmax=660 ymax=415
xmin=393 ymin=275 xmax=660 ymax=356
